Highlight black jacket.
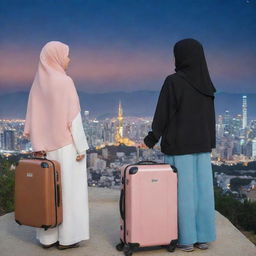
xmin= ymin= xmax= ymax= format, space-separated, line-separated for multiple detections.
xmin=144 ymin=73 xmax=216 ymax=155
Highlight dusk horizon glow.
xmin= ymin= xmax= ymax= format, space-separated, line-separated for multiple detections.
xmin=1 ymin=0 xmax=255 ymax=94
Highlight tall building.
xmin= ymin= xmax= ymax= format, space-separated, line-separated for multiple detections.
xmin=84 ymin=110 xmax=89 ymax=121
xmin=216 ymin=115 xmax=224 ymax=137
xmin=242 ymin=95 xmax=247 ymax=129
xmin=117 ymin=100 xmax=123 ymax=138
xmin=0 ymin=132 xmax=3 ymax=149
xmin=252 ymin=138 xmax=256 ymax=159
xmin=223 ymin=110 xmax=231 ymax=126
xmin=223 ymin=110 xmax=231 ymax=134
xmin=3 ymin=129 xmax=15 ymax=150
xmin=114 ymin=100 xmax=135 ymax=146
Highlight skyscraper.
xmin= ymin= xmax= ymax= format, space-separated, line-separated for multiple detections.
xmin=117 ymin=100 xmax=123 ymax=138
xmin=114 ymin=100 xmax=135 ymax=146
xmin=0 ymin=132 xmax=3 ymax=149
xmin=84 ymin=110 xmax=89 ymax=121
xmin=223 ymin=110 xmax=231 ymax=126
xmin=223 ymin=110 xmax=231 ymax=133
xmin=252 ymin=138 xmax=256 ymax=159
xmin=3 ymin=129 xmax=15 ymax=150
xmin=242 ymin=95 xmax=247 ymax=129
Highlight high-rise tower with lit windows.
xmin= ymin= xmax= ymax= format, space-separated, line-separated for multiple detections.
xmin=117 ymin=100 xmax=123 ymax=138
xmin=114 ymin=100 xmax=135 ymax=146
xmin=242 ymin=95 xmax=247 ymax=129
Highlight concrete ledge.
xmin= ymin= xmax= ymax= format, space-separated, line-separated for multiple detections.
xmin=0 ymin=187 xmax=255 ymax=256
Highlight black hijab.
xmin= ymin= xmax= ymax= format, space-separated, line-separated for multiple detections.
xmin=174 ymin=38 xmax=216 ymax=98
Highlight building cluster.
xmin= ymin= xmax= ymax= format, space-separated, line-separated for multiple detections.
xmin=82 ymin=101 xmax=149 ymax=150
xmin=0 ymin=97 xmax=256 ymax=198
xmin=213 ymin=95 xmax=256 ymax=162
xmin=0 ymin=119 xmax=28 ymax=152
xmin=0 ymin=101 xmax=150 ymax=152
xmin=1 ymin=96 xmax=256 ymax=162
xmin=86 ymin=145 xmax=159 ymax=189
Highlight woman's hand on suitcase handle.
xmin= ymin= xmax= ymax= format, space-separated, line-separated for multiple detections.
xmin=76 ymin=154 xmax=85 ymax=161
xmin=33 ymin=150 xmax=46 ymax=158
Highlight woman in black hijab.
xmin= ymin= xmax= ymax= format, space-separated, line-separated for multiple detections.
xmin=143 ymin=39 xmax=217 ymax=251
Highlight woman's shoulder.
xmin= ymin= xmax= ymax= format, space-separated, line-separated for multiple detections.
xmin=52 ymin=74 xmax=74 ymax=87
xmin=164 ymin=73 xmax=192 ymax=92
xmin=164 ymin=73 xmax=183 ymax=83
xmin=61 ymin=75 xmax=75 ymax=86
xmin=162 ymin=73 xmax=180 ymax=90
xmin=58 ymin=75 xmax=77 ymax=91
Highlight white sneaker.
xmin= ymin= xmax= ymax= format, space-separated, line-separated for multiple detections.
xmin=194 ymin=242 xmax=208 ymax=249
xmin=177 ymin=244 xmax=194 ymax=252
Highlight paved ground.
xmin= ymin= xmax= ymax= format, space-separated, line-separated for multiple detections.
xmin=0 ymin=187 xmax=255 ymax=256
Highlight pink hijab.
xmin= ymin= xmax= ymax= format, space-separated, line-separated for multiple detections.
xmin=23 ymin=41 xmax=81 ymax=152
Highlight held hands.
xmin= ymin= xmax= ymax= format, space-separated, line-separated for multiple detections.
xmin=76 ymin=154 xmax=85 ymax=161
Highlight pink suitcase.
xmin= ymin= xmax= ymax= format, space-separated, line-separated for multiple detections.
xmin=116 ymin=160 xmax=178 ymax=256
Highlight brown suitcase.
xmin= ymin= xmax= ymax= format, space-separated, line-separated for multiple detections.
xmin=14 ymin=156 xmax=62 ymax=230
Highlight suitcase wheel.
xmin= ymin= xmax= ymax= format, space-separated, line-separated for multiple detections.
xmin=116 ymin=241 xmax=124 ymax=251
xmin=41 ymin=225 xmax=51 ymax=231
xmin=123 ymin=244 xmax=133 ymax=256
xmin=167 ymin=239 xmax=178 ymax=252
xmin=167 ymin=245 xmax=175 ymax=252
xmin=124 ymin=251 xmax=133 ymax=256
xmin=15 ymin=219 xmax=22 ymax=225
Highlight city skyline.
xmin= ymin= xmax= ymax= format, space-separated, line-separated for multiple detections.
xmin=0 ymin=0 xmax=255 ymax=94
xmin=1 ymin=94 xmax=256 ymax=163
xmin=1 ymin=89 xmax=256 ymax=120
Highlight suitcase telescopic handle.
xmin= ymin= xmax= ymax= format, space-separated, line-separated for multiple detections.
xmin=119 ymin=189 xmax=125 ymax=220
xmin=136 ymin=160 xmax=158 ymax=165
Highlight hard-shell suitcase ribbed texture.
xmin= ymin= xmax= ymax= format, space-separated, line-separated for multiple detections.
xmin=116 ymin=160 xmax=178 ymax=256
xmin=14 ymin=157 xmax=62 ymax=230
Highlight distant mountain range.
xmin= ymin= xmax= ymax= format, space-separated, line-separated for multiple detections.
xmin=0 ymin=90 xmax=255 ymax=120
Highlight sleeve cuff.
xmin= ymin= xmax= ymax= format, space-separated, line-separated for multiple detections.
xmin=77 ymin=150 xmax=87 ymax=155
xmin=144 ymin=131 xmax=159 ymax=148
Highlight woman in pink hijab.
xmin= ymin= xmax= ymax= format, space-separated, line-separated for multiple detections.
xmin=23 ymin=41 xmax=90 ymax=249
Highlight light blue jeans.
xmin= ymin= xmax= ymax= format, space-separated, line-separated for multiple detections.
xmin=164 ymin=152 xmax=216 ymax=245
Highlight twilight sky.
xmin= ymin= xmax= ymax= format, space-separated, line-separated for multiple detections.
xmin=0 ymin=0 xmax=255 ymax=94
